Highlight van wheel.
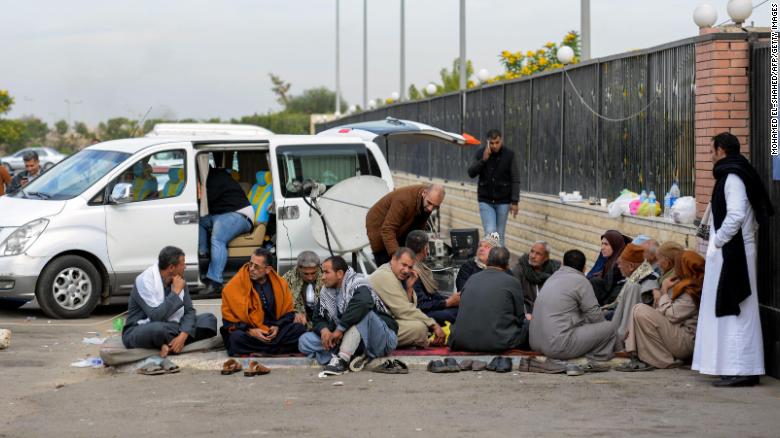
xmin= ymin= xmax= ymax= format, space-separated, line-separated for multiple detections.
xmin=36 ymin=255 xmax=101 ymax=319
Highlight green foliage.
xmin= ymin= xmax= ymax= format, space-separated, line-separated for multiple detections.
xmin=269 ymin=73 xmax=292 ymax=107
xmin=55 ymin=119 xmax=69 ymax=135
xmin=5 ymin=117 xmax=49 ymax=151
xmin=0 ymin=90 xmax=13 ymax=115
xmin=232 ymin=112 xmax=310 ymax=134
xmin=405 ymin=58 xmax=474 ymax=101
xmin=74 ymin=121 xmax=90 ymax=137
xmin=285 ymin=86 xmax=347 ymax=114
xmin=97 ymin=117 xmax=138 ymax=141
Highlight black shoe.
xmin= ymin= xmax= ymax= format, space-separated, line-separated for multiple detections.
xmin=496 ymin=357 xmax=513 ymax=373
xmin=486 ymin=356 xmax=502 ymax=372
xmin=443 ymin=358 xmax=461 ymax=373
xmin=712 ymin=375 xmax=760 ymax=387
xmin=322 ymin=356 xmax=349 ymax=376
xmin=202 ymin=279 xmax=223 ymax=295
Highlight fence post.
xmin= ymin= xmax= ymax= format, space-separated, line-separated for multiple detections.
xmin=560 ymin=71 xmax=565 ymax=193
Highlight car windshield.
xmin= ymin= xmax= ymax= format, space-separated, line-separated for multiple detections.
xmin=13 ymin=149 xmax=130 ymax=200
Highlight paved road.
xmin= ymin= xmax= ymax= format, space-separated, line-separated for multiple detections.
xmin=1 ymin=303 xmax=780 ymax=437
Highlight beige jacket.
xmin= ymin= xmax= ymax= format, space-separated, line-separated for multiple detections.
xmin=368 ymin=264 xmax=436 ymax=327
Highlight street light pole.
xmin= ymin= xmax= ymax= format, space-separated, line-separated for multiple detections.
xmin=363 ymin=0 xmax=368 ymax=109
xmin=64 ymin=99 xmax=83 ymax=126
xmin=459 ymin=0 xmax=466 ymax=91
xmin=581 ymin=0 xmax=591 ymax=60
xmin=400 ymin=0 xmax=405 ymax=101
xmin=335 ymin=0 xmax=341 ymax=115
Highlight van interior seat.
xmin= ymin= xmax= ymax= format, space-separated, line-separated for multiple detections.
xmin=162 ymin=167 xmax=185 ymax=197
xmin=228 ymin=170 xmax=273 ymax=258
xmin=132 ymin=162 xmax=157 ymax=201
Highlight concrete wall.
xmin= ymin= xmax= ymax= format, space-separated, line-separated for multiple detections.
xmin=393 ymin=172 xmax=697 ymax=268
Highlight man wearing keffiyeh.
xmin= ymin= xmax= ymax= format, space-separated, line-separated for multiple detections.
xmin=298 ymin=256 xmax=398 ymax=375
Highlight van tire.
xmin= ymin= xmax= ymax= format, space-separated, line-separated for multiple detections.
xmin=36 ymin=255 xmax=101 ymax=319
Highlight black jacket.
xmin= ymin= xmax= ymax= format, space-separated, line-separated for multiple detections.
xmin=206 ymin=168 xmax=250 ymax=215
xmin=467 ymin=146 xmax=520 ymax=204
xmin=311 ymin=285 xmax=399 ymax=335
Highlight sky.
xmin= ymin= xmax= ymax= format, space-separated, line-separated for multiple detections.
xmin=0 ymin=0 xmax=772 ymax=125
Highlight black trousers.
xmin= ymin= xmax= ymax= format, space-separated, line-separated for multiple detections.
xmin=373 ymin=250 xmax=391 ymax=267
xmin=221 ymin=322 xmax=307 ymax=356
xmin=122 ymin=313 xmax=218 ymax=349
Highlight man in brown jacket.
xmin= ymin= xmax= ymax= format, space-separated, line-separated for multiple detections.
xmin=365 ymin=184 xmax=445 ymax=266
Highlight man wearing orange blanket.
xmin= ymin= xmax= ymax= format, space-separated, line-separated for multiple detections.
xmin=220 ymin=248 xmax=306 ymax=356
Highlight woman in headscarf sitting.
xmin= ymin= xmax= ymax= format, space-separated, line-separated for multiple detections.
xmin=619 ymin=250 xmax=704 ymax=371
xmin=455 ymin=232 xmax=500 ymax=292
xmin=589 ymin=230 xmax=631 ymax=306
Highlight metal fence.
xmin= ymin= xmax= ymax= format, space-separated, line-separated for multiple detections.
xmin=317 ymin=39 xmax=697 ymax=200
xmin=750 ymin=41 xmax=780 ymax=379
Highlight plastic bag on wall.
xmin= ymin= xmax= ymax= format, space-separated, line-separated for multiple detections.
xmin=671 ymin=196 xmax=697 ymax=224
xmin=608 ymin=191 xmax=639 ymax=218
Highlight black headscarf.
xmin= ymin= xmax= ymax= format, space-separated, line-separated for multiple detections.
xmin=711 ymin=154 xmax=774 ymax=317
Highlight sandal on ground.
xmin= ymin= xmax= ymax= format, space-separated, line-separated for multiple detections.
xmin=582 ymin=361 xmax=610 ymax=373
xmin=615 ymin=359 xmax=655 ymax=372
xmin=373 ymin=359 xmax=407 ymax=374
xmin=459 ymin=359 xmax=474 ymax=371
xmin=137 ymin=363 xmax=166 ymax=376
xmin=160 ymin=358 xmax=180 ymax=374
xmin=392 ymin=359 xmax=409 ymax=374
xmin=221 ymin=358 xmax=243 ymax=375
xmin=244 ymin=360 xmax=271 ymax=376
xmin=427 ymin=359 xmax=448 ymax=373
xmin=349 ymin=354 xmax=369 ymax=372
xmin=443 ymin=358 xmax=461 ymax=373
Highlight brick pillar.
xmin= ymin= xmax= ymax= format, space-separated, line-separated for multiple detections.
xmin=694 ymin=30 xmax=750 ymax=217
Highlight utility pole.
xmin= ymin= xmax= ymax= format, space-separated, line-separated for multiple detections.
xmin=335 ymin=0 xmax=341 ymax=115
xmin=363 ymin=0 xmax=368 ymax=109
xmin=64 ymin=99 xmax=83 ymax=126
xmin=400 ymin=0 xmax=405 ymax=101
xmin=581 ymin=0 xmax=591 ymax=60
xmin=459 ymin=0 xmax=466 ymax=91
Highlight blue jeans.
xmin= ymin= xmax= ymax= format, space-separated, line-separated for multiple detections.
xmin=298 ymin=311 xmax=398 ymax=365
xmin=478 ymin=202 xmax=510 ymax=246
xmin=198 ymin=212 xmax=252 ymax=284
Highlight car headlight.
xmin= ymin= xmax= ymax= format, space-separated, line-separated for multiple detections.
xmin=0 ymin=218 xmax=49 ymax=256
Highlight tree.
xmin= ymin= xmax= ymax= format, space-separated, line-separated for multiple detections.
xmin=285 ymin=87 xmax=347 ymax=114
xmin=0 ymin=90 xmax=23 ymax=149
xmin=55 ymin=119 xmax=69 ymax=135
xmin=74 ymin=121 xmax=90 ymax=137
xmin=97 ymin=117 xmax=138 ymax=140
xmin=269 ymin=73 xmax=292 ymax=108
xmin=6 ymin=116 xmax=49 ymax=150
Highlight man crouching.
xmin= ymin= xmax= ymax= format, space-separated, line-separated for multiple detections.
xmin=298 ymin=256 xmax=399 ymax=375
xmin=122 ymin=246 xmax=218 ymax=357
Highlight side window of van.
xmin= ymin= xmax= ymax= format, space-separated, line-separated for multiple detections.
xmin=111 ymin=149 xmax=187 ymax=202
xmin=276 ymin=144 xmax=375 ymax=198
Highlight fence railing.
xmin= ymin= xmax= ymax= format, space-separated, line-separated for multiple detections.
xmin=317 ymin=38 xmax=700 ymax=200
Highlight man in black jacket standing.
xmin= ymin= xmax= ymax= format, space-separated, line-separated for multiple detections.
xmin=467 ymin=129 xmax=520 ymax=246
xmin=198 ymin=164 xmax=254 ymax=294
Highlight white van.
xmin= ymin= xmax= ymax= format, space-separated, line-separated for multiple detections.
xmin=0 ymin=119 xmax=465 ymax=318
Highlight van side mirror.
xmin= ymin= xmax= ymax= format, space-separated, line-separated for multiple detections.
xmin=110 ymin=183 xmax=132 ymax=204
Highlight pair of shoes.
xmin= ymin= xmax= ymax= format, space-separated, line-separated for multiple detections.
xmin=712 ymin=375 xmax=760 ymax=387
xmin=486 ymin=356 xmax=512 ymax=373
xmin=427 ymin=358 xmax=460 ymax=373
xmin=138 ymin=358 xmax=179 ymax=376
xmin=244 ymin=360 xmax=270 ymax=376
xmin=566 ymin=364 xmax=584 ymax=376
xmin=373 ymin=359 xmax=409 ymax=374
xmin=519 ymin=357 xmax=567 ymax=374
xmin=459 ymin=359 xmax=487 ymax=371
xmin=322 ymin=355 xmax=349 ymax=376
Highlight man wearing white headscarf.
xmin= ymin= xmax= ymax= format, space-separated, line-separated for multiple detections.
xmin=122 ymin=246 xmax=217 ymax=358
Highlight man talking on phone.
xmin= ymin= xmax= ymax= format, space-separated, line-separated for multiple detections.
xmin=220 ymin=248 xmax=306 ymax=356
xmin=467 ymin=129 xmax=520 ymax=246
xmin=8 ymin=151 xmax=42 ymax=194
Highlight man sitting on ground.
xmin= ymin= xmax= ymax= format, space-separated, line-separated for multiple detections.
xmin=455 ymin=233 xmax=500 ymax=291
xmin=123 ymin=246 xmax=218 ymax=357
xmin=606 ymin=243 xmax=660 ymax=351
xmin=281 ymin=251 xmax=324 ymax=327
xmin=449 ymin=247 xmax=528 ymax=352
xmin=529 ymin=249 xmax=615 ymax=362
xmin=512 ymin=240 xmax=561 ymax=312
xmin=369 ymin=248 xmax=447 ymax=348
xmin=405 ymin=230 xmax=459 ymax=326
xmin=298 ymin=256 xmax=399 ymax=375
xmin=640 ymin=238 xmax=660 ymax=274
xmin=220 ymin=248 xmax=306 ymax=356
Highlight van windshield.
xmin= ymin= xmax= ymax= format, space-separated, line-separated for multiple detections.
xmin=276 ymin=144 xmax=381 ymax=197
xmin=13 ymin=149 xmax=130 ymax=200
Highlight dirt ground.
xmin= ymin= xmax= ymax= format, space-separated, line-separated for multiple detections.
xmin=1 ymin=303 xmax=780 ymax=438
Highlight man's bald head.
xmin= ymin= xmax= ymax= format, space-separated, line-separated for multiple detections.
xmin=422 ymin=184 xmax=445 ymax=214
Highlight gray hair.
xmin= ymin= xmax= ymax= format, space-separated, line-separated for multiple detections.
xmin=641 ymin=239 xmax=659 ymax=256
xmin=296 ymin=251 xmax=320 ymax=268
xmin=533 ymin=240 xmax=551 ymax=256
xmin=22 ymin=151 xmax=39 ymax=162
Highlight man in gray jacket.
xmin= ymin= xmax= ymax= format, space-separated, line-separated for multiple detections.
xmin=122 ymin=246 xmax=217 ymax=357
xmin=530 ymin=249 xmax=615 ymax=361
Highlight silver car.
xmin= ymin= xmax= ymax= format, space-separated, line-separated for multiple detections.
xmin=1 ymin=147 xmax=67 ymax=175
